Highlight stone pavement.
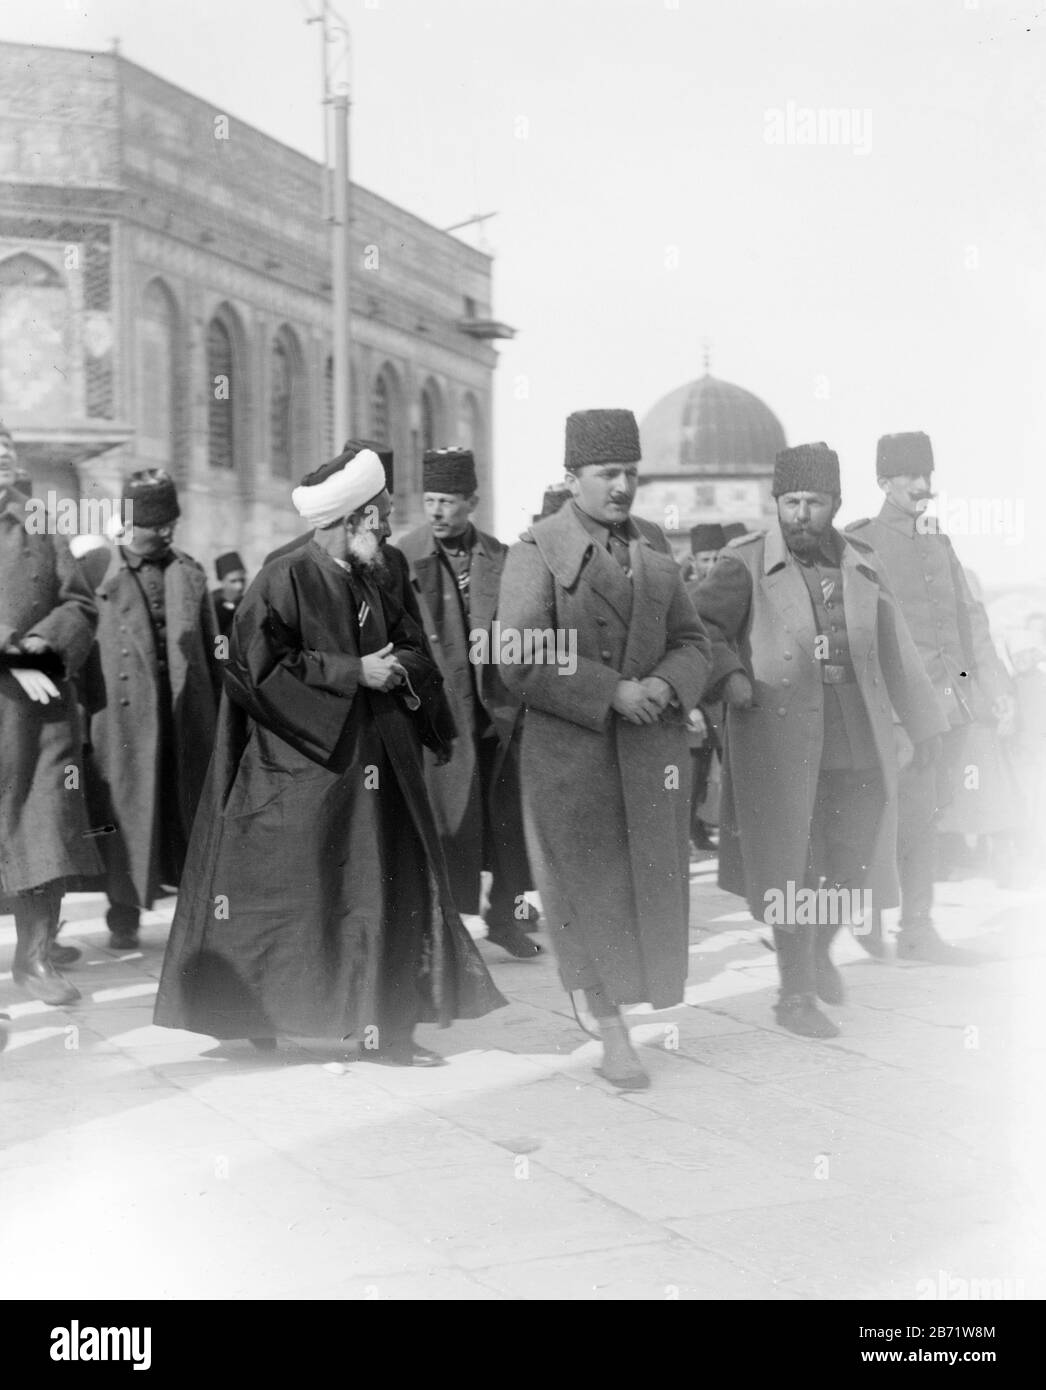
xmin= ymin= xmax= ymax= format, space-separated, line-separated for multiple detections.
xmin=1 ymin=860 xmax=1044 ymax=1301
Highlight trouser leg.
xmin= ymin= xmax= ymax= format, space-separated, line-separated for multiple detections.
xmin=105 ymin=865 xmax=141 ymax=935
xmin=377 ymin=778 xmax=425 ymax=1045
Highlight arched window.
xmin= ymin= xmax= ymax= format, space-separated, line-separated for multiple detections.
xmin=421 ymin=379 xmax=442 ymax=454
xmin=371 ymin=372 xmax=390 ymax=445
xmin=207 ymin=316 xmax=235 ymax=470
xmin=0 ymin=252 xmax=69 ymax=416
xmin=139 ymin=279 xmax=177 ymax=470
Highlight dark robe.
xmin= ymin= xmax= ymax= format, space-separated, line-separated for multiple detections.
xmin=153 ymin=541 xmax=504 ymax=1041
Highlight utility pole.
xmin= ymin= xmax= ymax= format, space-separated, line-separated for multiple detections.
xmin=308 ymin=2 xmax=352 ymax=444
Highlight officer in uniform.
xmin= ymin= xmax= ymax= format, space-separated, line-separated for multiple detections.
xmin=398 ymin=448 xmax=539 ymax=959
xmin=694 ymin=443 xmax=947 ymax=1037
xmin=845 ymin=432 xmax=1012 ymax=962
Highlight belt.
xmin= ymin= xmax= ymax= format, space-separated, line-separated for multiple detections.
xmin=821 ymin=662 xmax=855 ymax=685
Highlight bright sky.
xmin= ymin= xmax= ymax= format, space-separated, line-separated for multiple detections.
xmin=5 ymin=0 xmax=1044 ymax=586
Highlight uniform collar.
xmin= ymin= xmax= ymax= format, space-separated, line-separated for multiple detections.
xmin=570 ymin=500 xmax=637 ymax=545
xmin=121 ymin=544 xmax=174 ymax=570
xmin=876 ymin=497 xmax=923 ymax=536
xmin=764 ymin=518 xmax=843 ymax=574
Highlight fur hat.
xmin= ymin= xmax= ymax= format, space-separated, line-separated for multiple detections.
xmin=564 ymin=409 xmax=640 ymax=473
xmin=876 ymin=431 xmax=934 ymax=479
xmin=772 ymin=443 xmax=841 ymax=498
xmin=122 ymin=469 xmax=180 ymax=529
xmin=690 ymin=523 xmax=726 ymax=554
xmin=422 ymin=448 xmax=477 ymax=496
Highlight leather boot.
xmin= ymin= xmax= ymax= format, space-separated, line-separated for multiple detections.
xmin=592 ymin=1006 xmax=650 ymax=1089
xmin=13 ymin=891 xmax=81 ymax=1006
xmin=774 ymin=992 xmax=840 ymax=1039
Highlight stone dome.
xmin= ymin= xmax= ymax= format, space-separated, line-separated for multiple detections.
xmin=640 ymin=372 xmax=786 ymax=476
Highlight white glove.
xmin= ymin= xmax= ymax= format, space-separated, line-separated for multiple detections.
xmin=10 ymin=667 xmax=61 ymax=704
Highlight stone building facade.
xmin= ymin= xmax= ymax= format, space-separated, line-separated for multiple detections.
xmin=0 ymin=40 xmax=511 ymax=573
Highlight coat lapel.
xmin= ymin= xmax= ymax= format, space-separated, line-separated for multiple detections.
xmin=762 ymin=522 xmax=818 ymax=658
xmin=841 ymin=541 xmax=877 ymax=666
xmin=468 ymin=536 xmax=502 ymax=637
xmin=621 ymin=539 xmax=673 ymax=679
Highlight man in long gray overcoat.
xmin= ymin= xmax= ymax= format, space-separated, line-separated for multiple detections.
xmin=87 ymin=470 xmax=220 ymax=948
xmin=499 ymin=409 xmax=711 ymax=1088
xmin=693 ymin=443 xmax=948 ymax=1039
xmin=0 ymin=424 xmax=100 ymax=1005
xmin=398 ymin=447 xmax=537 ymax=960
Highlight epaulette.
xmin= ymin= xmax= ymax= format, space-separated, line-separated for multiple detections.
xmin=726 ymin=529 xmax=763 ymax=547
xmin=843 ymin=531 xmax=876 ymax=555
xmin=843 ymin=517 xmax=872 ymax=532
xmin=518 ymin=527 xmax=536 ymax=545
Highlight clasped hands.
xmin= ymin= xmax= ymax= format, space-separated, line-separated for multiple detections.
xmin=612 ymin=675 xmax=674 ymax=726
xmin=4 ymin=634 xmax=61 ymax=705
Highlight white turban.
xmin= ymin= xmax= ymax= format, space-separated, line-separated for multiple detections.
xmin=291 ymin=449 xmax=386 ymax=529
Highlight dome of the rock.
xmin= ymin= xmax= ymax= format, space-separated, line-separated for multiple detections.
xmin=639 ymin=371 xmax=786 ymax=476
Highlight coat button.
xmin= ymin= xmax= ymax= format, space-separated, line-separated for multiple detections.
xmin=777 ymin=707 xmax=786 ymax=716
xmin=601 ymin=650 xmax=612 ymax=660
xmin=783 ymin=652 xmax=792 ymax=660
xmin=872 ymin=676 xmax=880 ymax=685
xmin=119 ymin=697 xmax=130 ymax=706
xmin=781 ymin=678 xmax=791 ymax=687
xmin=118 ymin=672 xmax=128 ymax=680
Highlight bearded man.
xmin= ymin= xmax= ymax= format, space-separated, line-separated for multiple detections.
xmin=154 ymin=446 xmax=504 ymax=1063
xmin=693 ymin=443 xmax=947 ymax=1038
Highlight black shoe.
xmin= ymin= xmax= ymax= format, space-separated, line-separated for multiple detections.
xmin=520 ymin=901 xmax=543 ymax=934
xmin=109 ymin=932 xmax=140 ymax=951
xmin=248 ymin=1037 xmax=278 ymax=1052
xmin=813 ymin=956 xmax=846 ymax=1005
xmin=897 ymin=923 xmax=979 ymax=966
xmin=372 ymin=1041 xmax=447 ymax=1068
xmin=485 ymin=921 xmax=543 ymax=958
xmin=774 ymin=992 xmax=840 ymax=1039
xmin=49 ymin=942 xmax=82 ymax=967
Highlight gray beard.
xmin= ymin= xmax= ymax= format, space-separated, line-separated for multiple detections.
xmin=344 ymin=528 xmax=386 ymax=577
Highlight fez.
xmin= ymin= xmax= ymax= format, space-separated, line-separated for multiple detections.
xmin=564 ymin=409 xmax=641 ymax=473
xmin=690 ymin=523 xmax=726 ymax=554
xmin=877 ymin=431 xmax=934 ymax=480
xmin=122 ymin=469 xmax=180 ymax=529
xmin=215 ymin=551 xmax=245 ymax=580
xmin=772 ymin=442 xmax=841 ymax=498
xmin=422 ymin=448 xmax=477 ymax=496
xmin=722 ymin=522 xmax=748 ymax=542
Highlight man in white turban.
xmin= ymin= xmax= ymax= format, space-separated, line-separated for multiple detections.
xmin=155 ymin=446 xmax=505 ymax=1063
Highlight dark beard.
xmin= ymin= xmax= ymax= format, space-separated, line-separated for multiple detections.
xmin=782 ymin=521 xmax=831 ymax=560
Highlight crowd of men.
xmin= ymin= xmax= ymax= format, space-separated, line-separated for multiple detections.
xmin=0 ymin=410 xmax=1036 ymax=1084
